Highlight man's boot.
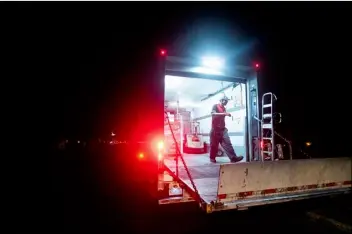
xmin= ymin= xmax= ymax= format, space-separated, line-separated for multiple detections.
xmin=230 ymin=156 xmax=243 ymax=163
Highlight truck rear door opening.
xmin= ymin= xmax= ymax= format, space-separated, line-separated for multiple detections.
xmin=164 ymin=74 xmax=247 ymax=162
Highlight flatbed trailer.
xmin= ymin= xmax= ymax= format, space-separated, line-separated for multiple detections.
xmin=153 ymin=50 xmax=351 ymax=213
xmin=160 ymin=154 xmax=351 ymax=213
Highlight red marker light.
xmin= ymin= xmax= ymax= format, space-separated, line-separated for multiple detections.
xmin=160 ymin=49 xmax=166 ymax=56
xmin=255 ymin=63 xmax=260 ymax=68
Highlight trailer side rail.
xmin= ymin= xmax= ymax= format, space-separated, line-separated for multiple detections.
xmin=214 ymin=157 xmax=352 ymax=211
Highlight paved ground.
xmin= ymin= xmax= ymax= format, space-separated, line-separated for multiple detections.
xmin=48 ymin=145 xmax=351 ymax=233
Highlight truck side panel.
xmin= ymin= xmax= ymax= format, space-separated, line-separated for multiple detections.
xmin=217 ymin=157 xmax=351 ymax=204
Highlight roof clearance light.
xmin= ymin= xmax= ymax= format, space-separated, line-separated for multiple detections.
xmin=202 ymin=57 xmax=224 ymax=69
xmin=160 ymin=49 xmax=167 ymax=56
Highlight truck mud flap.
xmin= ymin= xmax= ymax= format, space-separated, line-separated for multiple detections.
xmin=214 ymin=157 xmax=352 ymax=212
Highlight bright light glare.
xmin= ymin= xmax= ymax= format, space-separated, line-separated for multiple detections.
xmin=191 ymin=67 xmax=222 ymax=75
xmin=168 ymin=99 xmax=201 ymax=108
xmin=165 ymin=75 xmax=182 ymax=89
xmin=157 ymin=141 xmax=164 ymax=150
xmin=202 ymin=57 xmax=224 ymax=69
xmin=158 ymin=152 xmax=163 ymax=160
xmin=160 ymin=49 xmax=167 ymax=56
xmin=138 ymin=153 xmax=144 ymax=159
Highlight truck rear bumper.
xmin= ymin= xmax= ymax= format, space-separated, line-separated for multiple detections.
xmin=158 ymin=196 xmax=195 ymax=205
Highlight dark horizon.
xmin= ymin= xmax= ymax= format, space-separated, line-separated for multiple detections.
xmin=5 ymin=3 xmax=351 ymax=156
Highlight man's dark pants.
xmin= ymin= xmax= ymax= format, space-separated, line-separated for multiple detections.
xmin=210 ymin=128 xmax=238 ymax=160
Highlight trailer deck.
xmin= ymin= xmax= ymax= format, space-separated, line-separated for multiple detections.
xmin=164 ymin=153 xmax=229 ymax=203
xmin=163 ymin=155 xmax=352 ymax=212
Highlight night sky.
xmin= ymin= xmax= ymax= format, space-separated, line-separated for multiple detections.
xmin=5 ymin=2 xmax=351 ymax=156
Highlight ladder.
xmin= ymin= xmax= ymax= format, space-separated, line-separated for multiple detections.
xmin=261 ymin=92 xmax=277 ymax=161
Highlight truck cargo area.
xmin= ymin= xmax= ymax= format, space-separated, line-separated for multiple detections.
xmin=163 ymin=73 xmax=247 ymax=202
xmin=162 ymin=70 xmax=251 ymax=210
xmin=164 ymin=74 xmax=247 ymax=161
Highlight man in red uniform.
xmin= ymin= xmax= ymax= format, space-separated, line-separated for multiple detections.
xmin=210 ymin=96 xmax=244 ymax=163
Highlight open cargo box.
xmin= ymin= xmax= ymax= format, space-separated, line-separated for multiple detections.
xmin=162 ymin=55 xmax=261 ymax=162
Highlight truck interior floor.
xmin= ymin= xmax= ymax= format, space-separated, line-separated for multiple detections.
xmin=163 ymin=153 xmax=230 ymax=203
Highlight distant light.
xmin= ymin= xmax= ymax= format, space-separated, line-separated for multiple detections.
xmin=111 ymin=132 xmax=115 ymax=136
xmin=255 ymin=63 xmax=260 ymax=68
xmin=201 ymin=57 xmax=224 ymax=69
xmin=160 ymin=49 xmax=167 ymax=56
xmin=305 ymin=142 xmax=312 ymax=147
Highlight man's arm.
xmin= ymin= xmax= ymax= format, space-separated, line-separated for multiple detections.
xmin=212 ymin=113 xmax=229 ymax=116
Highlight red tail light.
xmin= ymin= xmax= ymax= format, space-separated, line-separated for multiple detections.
xmin=157 ymin=141 xmax=164 ymax=150
xmin=158 ymin=152 xmax=163 ymax=161
xmin=157 ymin=141 xmax=164 ymax=161
xmin=160 ymin=49 xmax=167 ymax=56
xmin=260 ymin=140 xmax=264 ymax=149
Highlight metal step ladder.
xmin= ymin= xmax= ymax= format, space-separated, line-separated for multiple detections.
xmin=261 ymin=92 xmax=277 ymax=161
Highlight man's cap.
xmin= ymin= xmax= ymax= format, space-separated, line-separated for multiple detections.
xmin=220 ymin=96 xmax=230 ymax=101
